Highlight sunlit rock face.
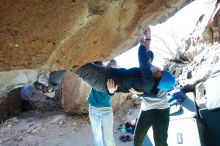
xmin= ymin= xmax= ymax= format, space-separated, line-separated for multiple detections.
xmin=0 ymin=0 xmax=192 ymax=71
xmin=183 ymin=2 xmax=219 ymax=56
xmin=206 ymin=3 xmax=220 ymax=43
xmin=168 ymin=2 xmax=220 ymax=109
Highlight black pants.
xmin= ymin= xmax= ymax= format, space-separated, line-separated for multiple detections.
xmin=48 ymin=63 xmax=154 ymax=93
xmin=48 ymin=70 xmax=66 ymax=90
xmin=75 ymin=63 xmax=154 ymax=93
xmin=134 ymin=108 xmax=170 ymax=146
xmin=48 ymin=64 xmax=108 ymax=92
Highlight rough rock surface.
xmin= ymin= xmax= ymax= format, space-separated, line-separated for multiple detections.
xmin=59 ymin=71 xmax=90 ymax=113
xmin=0 ymin=0 xmax=192 ymax=71
xmin=0 ymin=88 xmax=22 ymax=122
xmin=169 ymin=2 xmax=220 ymax=108
xmin=0 ymin=70 xmax=38 ymax=96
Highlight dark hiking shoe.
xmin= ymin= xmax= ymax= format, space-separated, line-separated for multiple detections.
xmin=119 ymin=135 xmax=132 ymax=142
xmin=126 ymin=135 xmax=131 ymax=141
xmin=119 ymin=135 xmax=127 ymax=142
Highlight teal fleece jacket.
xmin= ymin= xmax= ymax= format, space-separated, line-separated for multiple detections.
xmin=87 ymin=88 xmax=113 ymax=108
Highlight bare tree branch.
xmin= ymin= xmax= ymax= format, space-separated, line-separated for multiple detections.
xmin=152 ymin=34 xmax=176 ymax=57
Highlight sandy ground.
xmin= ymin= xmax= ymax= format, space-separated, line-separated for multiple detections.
xmin=0 ymin=107 xmax=140 ymax=146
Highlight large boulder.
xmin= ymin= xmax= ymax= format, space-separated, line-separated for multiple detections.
xmin=0 ymin=0 xmax=192 ymax=71
xmin=0 ymin=70 xmax=38 ymax=96
xmin=58 ymin=71 xmax=90 ymax=113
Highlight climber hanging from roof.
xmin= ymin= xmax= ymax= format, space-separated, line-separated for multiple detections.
xmin=46 ymin=25 xmax=176 ymax=96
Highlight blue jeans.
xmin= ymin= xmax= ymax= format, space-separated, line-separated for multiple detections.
xmin=89 ymin=106 xmax=115 ymax=146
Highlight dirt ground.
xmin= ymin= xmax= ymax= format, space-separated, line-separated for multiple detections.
xmin=0 ymin=106 xmax=140 ymax=146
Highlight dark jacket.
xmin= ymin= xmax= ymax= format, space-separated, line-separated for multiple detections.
xmin=105 ymin=45 xmax=155 ymax=93
xmin=75 ymin=45 xmax=155 ymax=94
